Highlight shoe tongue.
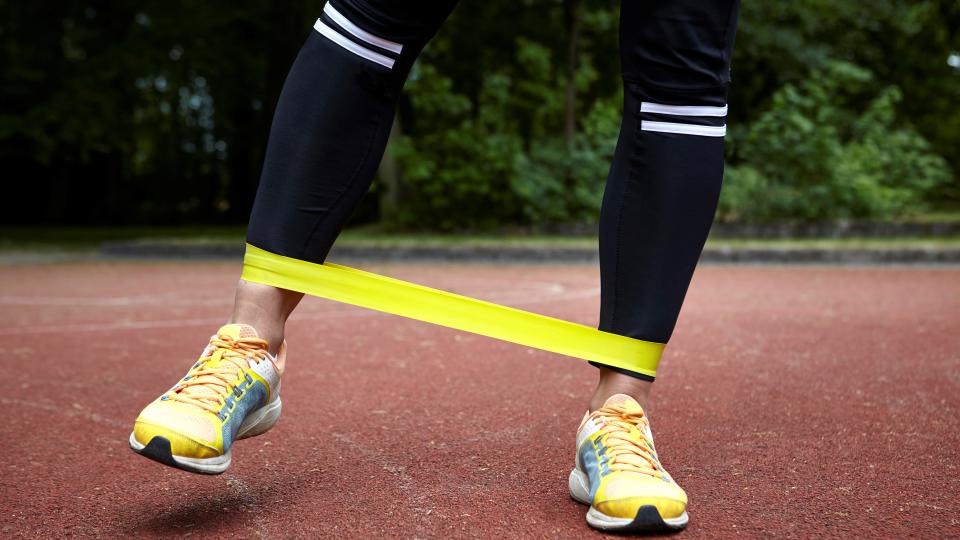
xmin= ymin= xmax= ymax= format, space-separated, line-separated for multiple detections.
xmin=602 ymin=393 xmax=644 ymax=413
xmin=216 ymin=323 xmax=260 ymax=340
xmin=179 ymin=324 xmax=261 ymax=404
xmin=207 ymin=324 xmax=264 ymax=365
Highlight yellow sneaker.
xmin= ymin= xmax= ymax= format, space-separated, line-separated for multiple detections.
xmin=568 ymin=394 xmax=688 ymax=531
xmin=129 ymin=323 xmax=285 ymax=474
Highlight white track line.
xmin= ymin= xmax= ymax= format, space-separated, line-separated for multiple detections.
xmin=0 ymin=287 xmax=601 ymax=336
xmin=0 ymin=397 xmax=126 ymax=428
xmin=0 ymin=295 xmax=231 ymax=306
xmin=0 ymin=281 xmax=574 ymax=307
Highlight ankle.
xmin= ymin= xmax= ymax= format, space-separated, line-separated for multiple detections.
xmin=230 ymin=279 xmax=303 ymax=355
xmin=225 ymin=318 xmax=285 ymax=354
xmin=589 ymin=368 xmax=653 ymax=412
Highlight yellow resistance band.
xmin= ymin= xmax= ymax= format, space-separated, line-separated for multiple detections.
xmin=241 ymin=243 xmax=663 ymax=377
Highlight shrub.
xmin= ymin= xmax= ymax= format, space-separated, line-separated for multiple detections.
xmin=720 ymin=61 xmax=952 ymax=221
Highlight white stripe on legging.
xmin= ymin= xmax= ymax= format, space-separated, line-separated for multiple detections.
xmin=640 ymin=102 xmax=728 ymax=117
xmin=324 ymin=3 xmax=404 ymax=54
xmin=313 ymin=19 xmax=394 ymax=69
xmin=641 ymin=121 xmax=727 ymax=137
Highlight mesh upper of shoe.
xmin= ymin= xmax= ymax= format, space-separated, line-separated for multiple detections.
xmin=587 ymin=395 xmax=662 ymax=477
xmin=600 ymin=472 xmax=686 ymax=504
xmin=135 ymin=323 xmax=270 ymax=446
xmin=579 ymin=394 xmax=688 ymax=519
xmin=137 ymin=400 xmax=218 ymax=442
xmin=167 ymin=324 xmax=270 ymax=412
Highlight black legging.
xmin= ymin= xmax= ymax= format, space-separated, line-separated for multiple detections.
xmin=247 ymin=0 xmax=740 ymax=380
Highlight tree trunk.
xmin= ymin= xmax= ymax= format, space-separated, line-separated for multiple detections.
xmin=564 ymin=0 xmax=581 ymax=150
xmin=378 ymin=117 xmax=403 ymax=223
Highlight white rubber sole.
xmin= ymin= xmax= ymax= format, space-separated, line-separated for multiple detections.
xmin=129 ymin=431 xmax=232 ymax=474
xmin=129 ymin=397 xmax=282 ymax=475
xmin=568 ymin=468 xmax=689 ymax=531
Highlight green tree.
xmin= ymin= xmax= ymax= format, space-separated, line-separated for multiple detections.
xmin=720 ymin=62 xmax=951 ymax=221
xmin=1 ymin=0 xmax=957 ymax=226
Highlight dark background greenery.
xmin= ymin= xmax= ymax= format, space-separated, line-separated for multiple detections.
xmin=2 ymin=1 xmax=958 ymax=229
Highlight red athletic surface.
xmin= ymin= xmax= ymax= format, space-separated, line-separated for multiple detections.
xmin=1 ymin=261 xmax=958 ymax=538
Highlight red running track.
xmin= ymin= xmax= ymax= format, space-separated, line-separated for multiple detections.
xmin=0 ymin=261 xmax=958 ymax=538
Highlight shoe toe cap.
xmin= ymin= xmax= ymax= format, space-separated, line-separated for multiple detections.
xmin=594 ymin=474 xmax=688 ymax=520
xmin=595 ymin=495 xmax=687 ymax=521
xmin=133 ymin=401 xmax=221 ymax=459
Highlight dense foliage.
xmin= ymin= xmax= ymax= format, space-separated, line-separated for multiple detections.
xmin=721 ymin=62 xmax=952 ymax=221
xmin=1 ymin=0 xmax=957 ymax=227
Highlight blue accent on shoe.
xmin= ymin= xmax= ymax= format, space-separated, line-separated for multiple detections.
xmin=219 ymin=380 xmax=268 ymax=448
xmin=578 ymin=442 xmax=602 ymax=501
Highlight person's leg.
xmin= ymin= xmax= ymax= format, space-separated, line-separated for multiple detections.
xmin=571 ymin=0 xmax=740 ymax=532
xmin=229 ymin=281 xmax=303 ymax=355
xmin=235 ymin=0 xmax=458 ymax=353
xmin=592 ymin=0 xmax=740 ymax=409
xmin=131 ymin=0 xmax=458 ymax=474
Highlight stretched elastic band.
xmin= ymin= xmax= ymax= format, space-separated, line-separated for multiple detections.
xmin=241 ymin=244 xmax=663 ymax=377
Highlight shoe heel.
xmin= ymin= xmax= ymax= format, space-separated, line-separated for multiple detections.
xmin=568 ymin=468 xmax=592 ymax=505
xmin=237 ymin=398 xmax=282 ymax=439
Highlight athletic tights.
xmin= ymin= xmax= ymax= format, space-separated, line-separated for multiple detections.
xmin=247 ymin=0 xmax=741 ymax=380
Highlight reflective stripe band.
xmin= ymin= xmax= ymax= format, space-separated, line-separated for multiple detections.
xmin=241 ymin=244 xmax=663 ymax=377
xmin=640 ymin=102 xmax=728 ymax=117
xmin=323 ymin=3 xmax=403 ymax=55
xmin=313 ymin=19 xmax=394 ymax=69
xmin=641 ymin=121 xmax=727 ymax=137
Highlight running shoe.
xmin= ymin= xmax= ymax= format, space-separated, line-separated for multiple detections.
xmin=129 ymin=323 xmax=285 ymax=474
xmin=569 ymin=394 xmax=689 ymax=532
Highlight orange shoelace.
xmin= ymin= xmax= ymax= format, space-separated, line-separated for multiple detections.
xmin=591 ymin=403 xmax=664 ymax=478
xmin=166 ymin=334 xmax=270 ymax=414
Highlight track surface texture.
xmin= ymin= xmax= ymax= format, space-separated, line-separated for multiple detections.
xmin=1 ymin=261 xmax=958 ymax=538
